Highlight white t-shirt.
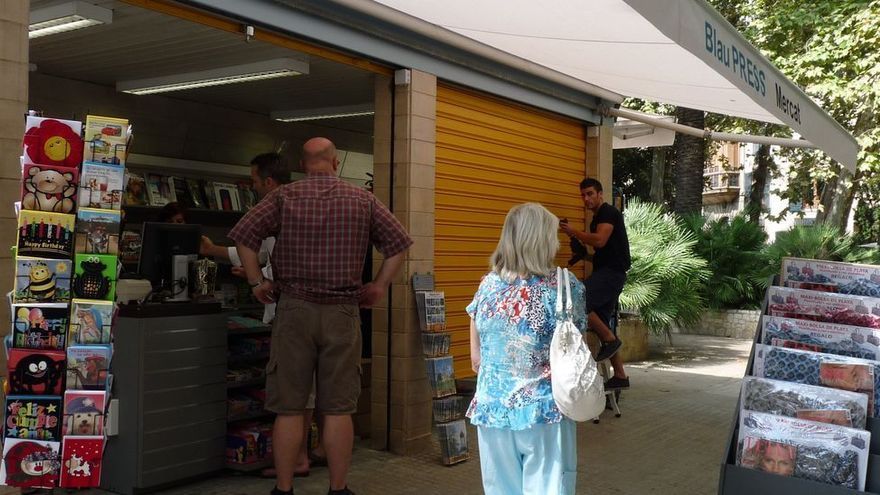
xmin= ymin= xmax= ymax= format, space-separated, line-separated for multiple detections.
xmin=228 ymin=237 xmax=276 ymax=324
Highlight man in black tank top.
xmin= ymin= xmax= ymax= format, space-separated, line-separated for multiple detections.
xmin=560 ymin=178 xmax=631 ymax=390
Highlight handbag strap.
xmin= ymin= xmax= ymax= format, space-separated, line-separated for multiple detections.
xmin=555 ymin=267 xmax=573 ymax=321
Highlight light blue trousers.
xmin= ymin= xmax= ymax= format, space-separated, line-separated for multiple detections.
xmin=477 ymin=419 xmax=577 ymax=495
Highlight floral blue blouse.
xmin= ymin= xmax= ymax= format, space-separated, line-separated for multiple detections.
xmin=466 ymin=271 xmax=587 ymax=430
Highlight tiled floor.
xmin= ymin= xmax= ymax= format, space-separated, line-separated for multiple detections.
xmin=80 ymin=334 xmax=750 ymax=495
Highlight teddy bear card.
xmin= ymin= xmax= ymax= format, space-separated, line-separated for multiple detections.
xmin=7 ymin=349 xmax=66 ymax=396
xmin=13 ymin=258 xmax=72 ymax=303
xmin=11 ymin=303 xmax=68 ymax=350
xmin=0 ymin=438 xmax=62 ymax=488
xmin=79 ymin=162 xmax=124 ymax=210
xmin=4 ymin=395 xmax=63 ymax=442
xmin=74 ymin=208 xmax=121 ymax=255
xmin=83 ymin=115 xmax=128 ymax=166
xmin=17 ymin=211 xmax=75 ymax=259
xmin=59 ymin=435 xmax=104 ymax=488
xmin=62 ymin=391 xmax=106 ymax=437
xmin=68 ymin=300 xmax=114 ymax=346
xmin=65 ymin=345 xmax=112 ymax=392
xmin=22 ymin=116 xmax=83 ymax=170
xmin=72 ymin=254 xmax=117 ymax=301
xmin=21 ymin=163 xmax=78 ymax=214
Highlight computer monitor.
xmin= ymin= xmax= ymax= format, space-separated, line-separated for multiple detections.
xmin=137 ymin=222 xmax=201 ymax=290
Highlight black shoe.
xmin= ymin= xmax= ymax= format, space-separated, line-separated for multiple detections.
xmin=328 ymin=488 xmax=355 ymax=495
xmin=596 ymin=339 xmax=622 ymax=362
xmin=271 ymin=487 xmax=293 ymax=495
xmin=605 ymin=376 xmax=630 ymax=390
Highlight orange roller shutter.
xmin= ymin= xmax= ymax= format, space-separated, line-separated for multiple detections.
xmin=435 ymin=84 xmax=588 ymax=378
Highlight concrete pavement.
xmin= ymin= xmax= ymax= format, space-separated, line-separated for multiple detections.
xmin=81 ymin=334 xmax=751 ymax=495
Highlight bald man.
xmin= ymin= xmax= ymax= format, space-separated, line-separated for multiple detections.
xmin=229 ymin=138 xmax=413 ymax=495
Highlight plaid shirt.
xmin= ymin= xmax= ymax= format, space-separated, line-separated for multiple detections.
xmin=228 ymin=172 xmax=413 ymax=304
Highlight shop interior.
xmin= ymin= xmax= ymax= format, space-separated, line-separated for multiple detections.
xmin=24 ymin=0 xmax=384 ymax=484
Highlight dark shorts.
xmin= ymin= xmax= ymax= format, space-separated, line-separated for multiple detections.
xmin=583 ymin=268 xmax=627 ymax=332
xmin=266 ymin=296 xmax=362 ymax=415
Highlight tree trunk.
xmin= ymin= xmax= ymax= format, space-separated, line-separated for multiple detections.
xmin=826 ymin=168 xmax=862 ymax=232
xmin=747 ymin=143 xmax=772 ymax=223
xmin=672 ymin=107 xmax=706 ymax=217
xmin=650 ymin=147 xmax=667 ymax=204
xmin=816 ymin=167 xmax=840 ymax=225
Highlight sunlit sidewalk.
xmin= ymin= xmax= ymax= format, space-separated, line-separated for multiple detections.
xmin=80 ymin=334 xmax=750 ymax=495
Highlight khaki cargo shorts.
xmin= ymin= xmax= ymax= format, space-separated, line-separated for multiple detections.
xmin=266 ymin=296 xmax=362 ymax=415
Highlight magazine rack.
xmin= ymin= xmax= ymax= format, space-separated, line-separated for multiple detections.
xmin=718 ymin=277 xmax=880 ymax=495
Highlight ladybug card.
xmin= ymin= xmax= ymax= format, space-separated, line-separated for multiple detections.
xmin=75 ymin=208 xmax=121 ymax=255
xmin=73 ymin=254 xmax=117 ymax=301
xmin=68 ymin=299 xmax=114 ymax=345
xmin=21 ymin=163 xmax=78 ymax=214
xmin=8 ymin=349 xmax=66 ymax=395
xmin=22 ymin=116 xmax=83 ymax=169
xmin=11 ymin=303 xmax=68 ymax=350
xmin=59 ymin=435 xmax=104 ymax=488
xmin=0 ymin=438 xmax=61 ymax=488
xmin=65 ymin=345 xmax=112 ymax=392
xmin=17 ymin=210 xmax=75 ymax=259
xmin=4 ymin=395 xmax=62 ymax=442
xmin=13 ymin=257 xmax=72 ymax=303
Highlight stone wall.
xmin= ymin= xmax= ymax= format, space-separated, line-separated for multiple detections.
xmin=671 ymin=309 xmax=761 ymax=340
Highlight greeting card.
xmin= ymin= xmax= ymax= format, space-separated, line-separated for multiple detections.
xmin=82 ymin=115 xmax=128 ymax=166
xmin=22 ymin=116 xmax=83 ymax=169
xmin=21 ymin=163 xmax=78 ymax=214
xmin=13 ymin=258 xmax=72 ymax=303
xmin=16 ymin=210 xmax=75 ymax=259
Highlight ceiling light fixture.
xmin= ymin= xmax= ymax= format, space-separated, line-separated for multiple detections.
xmin=117 ymin=58 xmax=309 ymax=95
xmin=29 ymin=1 xmax=113 ymax=39
xmin=271 ymin=104 xmax=375 ymax=122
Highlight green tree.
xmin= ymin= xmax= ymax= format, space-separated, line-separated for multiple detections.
xmin=708 ymin=0 xmax=880 ymax=232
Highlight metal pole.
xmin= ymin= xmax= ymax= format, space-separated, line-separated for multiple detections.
xmin=604 ymin=106 xmax=818 ymax=150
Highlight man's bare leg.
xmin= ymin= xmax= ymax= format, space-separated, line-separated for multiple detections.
xmin=323 ymin=414 xmax=353 ymax=490
xmin=273 ymin=414 xmax=304 ymax=492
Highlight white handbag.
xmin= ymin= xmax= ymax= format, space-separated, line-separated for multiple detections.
xmin=550 ymin=267 xmax=606 ymax=422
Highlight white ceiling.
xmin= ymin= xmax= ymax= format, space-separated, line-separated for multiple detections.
xmin=29 ymin=0 xmax=377 ymax=135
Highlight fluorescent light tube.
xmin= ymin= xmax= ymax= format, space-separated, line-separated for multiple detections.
xmin=30 ymin=1 xmax=113 ymax=39
xmin=117 ymin=58 xmax=309 ymax=95
xmin=271 ymin=104 xmax=375 ymax=122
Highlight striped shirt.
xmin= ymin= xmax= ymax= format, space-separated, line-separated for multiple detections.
xmin=228 ymin=173 xmax=412 ymax=304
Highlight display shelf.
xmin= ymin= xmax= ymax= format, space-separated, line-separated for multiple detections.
xmin=227 ymin=377 xmax=266 ymax=389
xmin=228 ymin=410 xmax=274 ymax=422
xmin=228 ymin=352 xmax=270 ymax=365
xmin=228 ymin=326 xmax=272 ymax=336
xmin=122 ymin=205 xmax=245 ymax=227
xmin=225 ymin=458 xmax=273 ymax=472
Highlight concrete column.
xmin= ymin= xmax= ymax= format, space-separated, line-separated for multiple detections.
xmin=370 ymin=69 xmax=436 ymax=455
xmin=1 ymin=3 xmax=28 ymax=494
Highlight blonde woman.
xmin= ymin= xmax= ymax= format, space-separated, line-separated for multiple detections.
xmin=466 ymin=203 xmax=586 ymax=495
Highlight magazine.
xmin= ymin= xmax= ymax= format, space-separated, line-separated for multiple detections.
xmin=213 ymin=182 xmax=241 ymax=211
xmin=145 ymin=173 xmax=176 ymax=206
xmin=123 ymin=171 xmax=147 ymax=206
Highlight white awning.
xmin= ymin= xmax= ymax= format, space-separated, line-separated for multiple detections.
xmin=372 ymin=0 xmax=858 ymax=170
